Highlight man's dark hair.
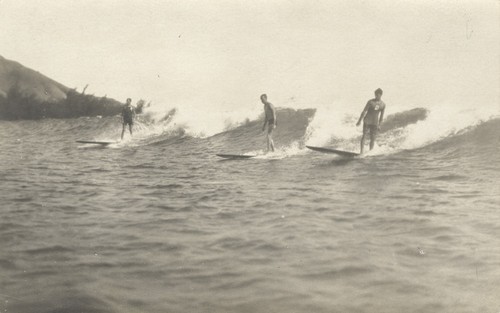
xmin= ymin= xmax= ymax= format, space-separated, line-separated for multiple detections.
xmin=375 ymin=88 xmax=383 ymax=95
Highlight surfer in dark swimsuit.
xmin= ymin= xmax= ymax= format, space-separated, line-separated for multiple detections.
xmin=261 ymin=94 xmax=277 ymax=153
xmin=121 ymin=98 xmax=135 ymax=140
xmin=356 ymin=88 xmax=386 ymax=154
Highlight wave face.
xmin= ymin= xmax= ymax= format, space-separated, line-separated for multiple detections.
xmin=60 ymin=104 xmax=498 ymax=159
xmin=421 ymin=116 xmax=500 ymax=170
xmin=207 ymin=108 xmax=316 ymax=153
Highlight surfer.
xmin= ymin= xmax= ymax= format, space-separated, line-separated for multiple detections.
xmin=356 ymin=88 xmax=386 ymax=154
xmin=121 ymin=98 xmax=135 ymax=140
xmin=261 ymin=94 xmax=277 ymax=153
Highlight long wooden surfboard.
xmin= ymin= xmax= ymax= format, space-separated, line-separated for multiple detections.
xmin=216 ymin=154 xmax=257 ymax=159
xmin=306 ymin=146 xmax=359 ymax=157
xmin=76 ymin=140 xmax=117 ymax=146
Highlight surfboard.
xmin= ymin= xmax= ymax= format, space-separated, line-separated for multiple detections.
xmin=76 ymin=140 xmax=117 ymax=146
xmin=216 ymin=154 xmax=257 ymax=159
xmin=306 ymin=145 xmax=359 ymax=157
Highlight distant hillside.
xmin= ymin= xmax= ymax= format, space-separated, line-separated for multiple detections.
xmin=0 ymin=55 xmax=69 ymax=102
xmin=0 ymin=55 xmax=124 ymax=120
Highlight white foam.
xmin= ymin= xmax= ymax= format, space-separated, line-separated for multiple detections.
xmin=304 ymin=101 xmax=498 ymax=155
xmin=163 ymin=104 xmax=260 ymax=138
xmin=96 ymin=101 xmax=498 ymax=154
xmin=250 ymin=141 xmax=307 ymax=160
xmin=397 ymin=105 xmax=498 ymax=150
xmin=304 ymin=102 xmax=359 ymax=146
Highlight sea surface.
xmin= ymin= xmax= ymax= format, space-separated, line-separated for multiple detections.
xmin=1 ymin=107 xmax=499 ymax=313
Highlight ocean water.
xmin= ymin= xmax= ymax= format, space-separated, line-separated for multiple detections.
xmin=0 ymin=106 xmax=499 ymax=313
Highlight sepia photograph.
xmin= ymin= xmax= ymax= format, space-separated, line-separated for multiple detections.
xmin=0 ymin=1 xmax=499 ymax=312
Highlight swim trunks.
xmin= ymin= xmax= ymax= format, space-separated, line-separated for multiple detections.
xmin=363 ymin=123 xmax=378 ymax=136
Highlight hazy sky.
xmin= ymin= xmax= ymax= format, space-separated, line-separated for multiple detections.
xmin=0 ymin=0 xmax=498 ymax=111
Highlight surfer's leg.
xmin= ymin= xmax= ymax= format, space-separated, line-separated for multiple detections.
xmin=129 ymin=123 xmax=133 ymax=136
xmin=121 ymin=123 xmax=126 ymax=140
xmin=369 ymin=126 xmax=377 ymax=150
xmin=360 ymin=124 xmax=369 ymax=154
xmin=269 ymin=135 xmax=275 ymax=152
xmin=369 ymin=135 xmax=375 ymax=150
xmin=268 ymin=125 xmax=275 ymax=152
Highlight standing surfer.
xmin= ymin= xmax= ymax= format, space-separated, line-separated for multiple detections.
xmin=121 ymin=98 xmax=135 ymax=140
xmin=356 ymin=88 xmax=386 ymax=154
xmin=261 ymin=94 xmax=277 ymax=153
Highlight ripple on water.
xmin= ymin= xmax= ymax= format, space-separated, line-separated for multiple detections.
xmin=429 ymin=174 xmax=468 ymax=181
xmin=10 ymin=294 xmax=117 ymax=313
xmin=24 ymin=245 xmax=74 ymax=255
xmin=0 ymin=258 xmax=18 ymax=270
xmin=300 ymin=265 xmax=373 ymax=280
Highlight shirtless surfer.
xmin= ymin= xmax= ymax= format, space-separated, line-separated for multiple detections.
xmin=121 ymin=98 xmax=135 ymax=140
xmin=261 ymin=94 xmax=277 ymax=153
xmin=356 ymin=88 xmax=386 ymax=154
